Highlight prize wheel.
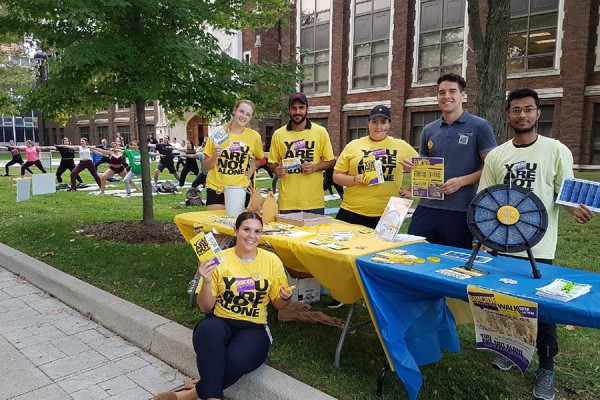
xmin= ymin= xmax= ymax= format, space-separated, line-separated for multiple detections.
xmin=465 ymin=184 xmax=548 ymax=278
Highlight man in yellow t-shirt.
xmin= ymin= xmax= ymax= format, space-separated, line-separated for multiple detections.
xmin=268 ymin=92 xmax=335 ymax=213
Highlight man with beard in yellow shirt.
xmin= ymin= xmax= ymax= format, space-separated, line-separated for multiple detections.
xmin=268 ymin=92 xmax=335 ymax=214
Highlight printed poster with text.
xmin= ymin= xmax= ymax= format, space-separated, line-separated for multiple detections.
xmin=467 ymin=286 xmax=538 ymax=374
xmin=411 ymin=157 xmax=444 ymax=200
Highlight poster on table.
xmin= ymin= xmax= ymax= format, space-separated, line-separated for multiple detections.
xmin=411 ymin=157 xmax=444 ymax=200
xmin=374 ymin=197 xmax=413 ymax=241
xmin=467 ymin=286 xmax=538 ymax=373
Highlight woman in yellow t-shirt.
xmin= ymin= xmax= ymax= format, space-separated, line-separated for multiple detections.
xmin=203 ymin=100 xmax=265 ymax=211
xmin=333 ymin=105 xmax=417 ymax=229
xmin=155 ymin=212 xmax=291 ymax=400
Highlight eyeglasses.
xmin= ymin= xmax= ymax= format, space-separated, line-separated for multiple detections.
xmin=508 ymin=107 xmax=538 ymax=115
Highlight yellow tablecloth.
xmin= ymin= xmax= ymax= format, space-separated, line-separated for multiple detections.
xmin=174 ymin=211 xmax=407 ymax=304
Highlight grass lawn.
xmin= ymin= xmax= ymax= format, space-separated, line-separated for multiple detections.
xmin=1 ymin=159 xmax=599 ymax=400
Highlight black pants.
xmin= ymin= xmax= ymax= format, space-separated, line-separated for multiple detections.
xmin=21 ymin=160 xmax=46 ymax=175
xmin=179 ymin=163 xmax=200 ymax=187
xmin=193 ymin=315 xmax=270 ymax=399
xmin=191 ymin=172 xmax=207 ymax=189
xmin=6 ymin=157 xmax=32 ymax=175
xmin=336 ymin=207 xmax=380 ymax=229
xmin=56 ymin=159 xmax=82 ymax=183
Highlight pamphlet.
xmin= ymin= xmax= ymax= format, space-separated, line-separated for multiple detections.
xmin=209 ymin=126 xmax=229 ymax=146
xmin=468 ymin=286 xmax=538 ymax=374
xmin=374 ymin=197 xmax=413 ymax=241
xmin=536 ymin=278 xmax=592 ymax=302
xmin=189 ymin=231 xmax=225 ymax=266
xmin=411 ymin=157 xmax=444 ymax=200
xmin=556 ymin=178 xmax=600 ymax=212
xmin=282 ymin=157 xmax=302 ymax=170
xmin=361 ymin=154 xmax=384 ymax=185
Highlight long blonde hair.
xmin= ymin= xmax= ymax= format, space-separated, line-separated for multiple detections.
xmin=225 ymin=99 xmax=255 ymax=133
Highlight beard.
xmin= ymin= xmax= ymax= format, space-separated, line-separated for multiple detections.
xmin=513 ymin=124 xmax=535 ymax=134
xmin=292 ymin=114 xmax=306 ymax=125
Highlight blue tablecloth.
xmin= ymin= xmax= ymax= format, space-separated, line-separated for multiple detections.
xmin=355 ymin=241 xmax=600 ymax=400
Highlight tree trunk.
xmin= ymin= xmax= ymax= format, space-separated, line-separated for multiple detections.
xmin=468 ymin=0 xmax=511 ymax=144
xmin=135 ymin=98 xmax=155 ymax=223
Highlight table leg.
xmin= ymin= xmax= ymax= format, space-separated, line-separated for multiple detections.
xmin=334 ymin=302 xmax=372 ymax=368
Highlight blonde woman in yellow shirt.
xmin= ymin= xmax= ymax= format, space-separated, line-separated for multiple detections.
xmin=203 ymin=100 xmax=264 ymax=211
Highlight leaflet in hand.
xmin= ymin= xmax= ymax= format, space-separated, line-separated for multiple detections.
xmin=209 ymin=126 xmax=229 ymax=146
xmin=536 ymin=278 xmax=591 ymax=302
xmin=556 ymin=178 xmax=600 ymax=212
xmin=362 ymin=151 xmax=384 ymax=185
xmin=189 ymin=231 xmax=225 ymax=266
xmin=411 ymin=157 xmax=444 ymax=200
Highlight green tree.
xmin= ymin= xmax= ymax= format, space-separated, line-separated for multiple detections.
xmin=0 ymin=0 xmax=301 ymax=223
xmin=0 ymin=51 xmax=36 ymax=115
xmin=468 ymin=0 xmax=511 ymax=143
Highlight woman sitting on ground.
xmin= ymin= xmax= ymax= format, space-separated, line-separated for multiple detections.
xmin=155 ymin=212 xmax=292 ymax=400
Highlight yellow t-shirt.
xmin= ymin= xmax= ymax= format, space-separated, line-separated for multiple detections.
xmin=206 ymin=248 xmax=286 ymax=324
xmin=204 ymin=126 xmax=264 ymax=192
xmin=478 ymin=135 xmax=574 ymax=260
xmin=268 ymin=121 xmax=335 ymax=210
xmin=335 ymin=136 xmax=418 ymax=216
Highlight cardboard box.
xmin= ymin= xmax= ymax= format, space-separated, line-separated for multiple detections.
xmin=276 ymin=212 xmax=332 ymax=227
xmin=286 ymin=270 xmax=321 ymax=303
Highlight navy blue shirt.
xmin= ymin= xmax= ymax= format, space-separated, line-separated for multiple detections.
xmin=419 ymin=110 xmax=496 ymax=212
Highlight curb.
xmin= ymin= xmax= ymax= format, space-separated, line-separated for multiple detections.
xmin=0 ymin=243 xmax=337 ymax=400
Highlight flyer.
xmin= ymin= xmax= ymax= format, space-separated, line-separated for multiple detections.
xmin=468 ymin=286 xmax=538 ymax=373
xmin=209 ymin=126 xmax=230 ymax=146
xmin=411 ymin=157 xmax=444 ymax=200
xmin=361 ymin=154 xmax=384 ymax=185
xmin=189 ymin=231 xmax=226 ymax=266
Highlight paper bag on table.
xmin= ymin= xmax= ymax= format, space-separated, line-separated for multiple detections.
xmin=247 ymin=186 xmax=265 ymax=213
xmin=262 ymin=191 xmax=278 ymax=222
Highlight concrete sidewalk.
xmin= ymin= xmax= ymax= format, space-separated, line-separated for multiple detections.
xmin=0 ymin=243 xmax=336 ymax=400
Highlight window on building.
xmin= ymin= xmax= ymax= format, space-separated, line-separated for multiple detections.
xmin=79 ymin=127 xmax=90 ymax=141
xmin=410 ymin=110 xmax=441 ymax=152
xmin=300 ymin=0 xmax=331 ymax=94
xmin=53 ymin=128 xmax=60 ymax=145
xmin=146 ymin=125 xmax=155 ymax=136
xmin=417 ymin=0 xmax=466 ymax=83
xmin=310 ymin=117 xmax=329 ymax=130
xmin=507 ymin=0 xmax=559 ymax=73
xmin=537 ymin=105 xmax=554 ymax=137
xmin=115 ymin=103 xmax=129 ymax=111
xmin=348 ymin=115 xmax=369 ymax=142
xmin=592 ymin=104 xmax=600 ymax=164
xmin=352 ymin=0 xmax=391 ymax=89
xmin=243 ymin=51 xmax=251 ymax=64
xmin=117 ymin=125 xmax=131 ymax=145
xmin=97 ymin=126 xmax=108 ymax=142
xmin=145 ymin=101 xmax=154 ymax=109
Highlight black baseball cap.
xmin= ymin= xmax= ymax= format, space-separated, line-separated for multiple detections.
xmin=369 ymin=105 xmax=391 ymax=120
xmin=288 ymin=92 xmax=308 ymax=107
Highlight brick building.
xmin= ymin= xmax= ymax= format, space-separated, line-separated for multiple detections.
xmin=246 ymin=0 xmax=600 ymax=167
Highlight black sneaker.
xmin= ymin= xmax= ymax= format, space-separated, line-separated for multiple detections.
xmin=326 ymin=299 xmax=344 ymax=309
